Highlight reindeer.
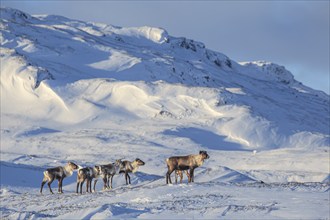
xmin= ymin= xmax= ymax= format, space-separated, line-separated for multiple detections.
xmin=40 ymin=161 xmax=79 ymax=194
xmin=119 ymin=158 xmax=145 ymax=185
xmin=94 ymin=159 xmax=122 ymax=191
xmin=175 ymin=170 xmax=190 ymax=184
xmin=166 ymin=151 xmax=210 ymax=184
xmin=76 ymin=166 xmax=102 ymax=194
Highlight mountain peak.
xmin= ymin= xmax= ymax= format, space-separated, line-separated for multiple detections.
xmin=239 ymin=61 xmax=295 ymax=84
xmin=0 ymin=7 xmax=32 ymax=23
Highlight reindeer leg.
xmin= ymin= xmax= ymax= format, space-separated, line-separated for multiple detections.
xmin=106 ymin=175 xmax=110 ymax=189
xmin=47 ymin=177 xmax=55 ymax=194
xmin=89 ymin=179 xmax=92 ymax=193
xmin=185 ymin=170 xmax=190 ymax=183
xmin=127 ymin=173 xmax=131 ymax=185
xmin=86 ymin=179 xmax=89 ymax=193
xmin=57 ymin=179 xmax=60 ymax=193
xmin=125 ymin=172 xmax=129 ymax=185
xmin=192 ymin=169 xmax=195 ymax=182
xmin=76 ymin=181 xmax=80 ymax=194
xmin=108 ymin=175 xmax=112 ymax=189
xmin=179 ymin=171 xmax=183 ymax=184
xmin=110 ymin=175 xmax=114 ymax=189
xmin=166 ymin=168 xmax=174 ymax=184
xmin=189 ymin=168 xmax=194 ymax=183
xmin=61 ymin=178 xmax=65 ymax=193
xmin=175 ymin=171 xmax=178 ymax=184
xmin=40 ymin=178 xmax=47 ymax=194
xmin=58 ymin=178 xmax=62 ymax=193
xmin=102 ymin=177 xmax=107 ymax=190
xmin=80 ymin=180 xmax=84 ymax=194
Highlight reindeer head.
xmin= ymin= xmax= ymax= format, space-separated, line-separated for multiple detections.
xmin=135 ymin=158 xmax=145 ymax=166
xmin=199 ymin=151 xmax=210 ymax=160
xmin=113 ymin=159 xmax=122 ymax=173
xmin=115 ymin=159 xmax=122 ymax=166
xmin=68 ymin=162 xmax=79 ymax=170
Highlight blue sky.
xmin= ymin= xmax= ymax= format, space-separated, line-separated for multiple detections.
xmin=1 ymin=1 xmax=329 ymax=94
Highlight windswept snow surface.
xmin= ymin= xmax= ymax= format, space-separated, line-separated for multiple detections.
xmin=1 ymin=8 xmax=329 ymax=219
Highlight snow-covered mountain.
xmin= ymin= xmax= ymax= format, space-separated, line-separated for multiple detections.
xmin=1 ymin=8 xmax=329 ymax=219
xmin=1 ymin=7 xmax=328 ymax=150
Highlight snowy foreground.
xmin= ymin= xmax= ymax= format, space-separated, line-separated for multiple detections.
xmin=1 ymin=146 xmax=329 ymax=219
xmin=1 ymin=8 xmax=329 ymax=219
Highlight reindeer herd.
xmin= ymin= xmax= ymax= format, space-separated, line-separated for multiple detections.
xmin=40 ymin=151 xmax=210 ymax=194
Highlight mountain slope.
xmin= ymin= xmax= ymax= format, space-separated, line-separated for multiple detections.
xmin=1 ymin=7 xmax=328 ymax=150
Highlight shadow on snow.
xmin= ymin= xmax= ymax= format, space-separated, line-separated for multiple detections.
xmin=163 ymin=127 xmax=247 ymax=151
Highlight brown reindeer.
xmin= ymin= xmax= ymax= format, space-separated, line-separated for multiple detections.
xmin=175 ymin=170 xmax=190 ymax=184
xmin=119 ymin=158 xmax=145 ymax=185
xmin=166 ymin=151 xmax=210 ymax=184
xmin=40 ymin=162 xmax=79 ymax=194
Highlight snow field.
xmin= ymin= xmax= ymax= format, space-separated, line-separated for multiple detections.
xmin=1 ymin=160 xmax=329 ymax=219
xmin=1 ymin=7 xmax=329 ymax=219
